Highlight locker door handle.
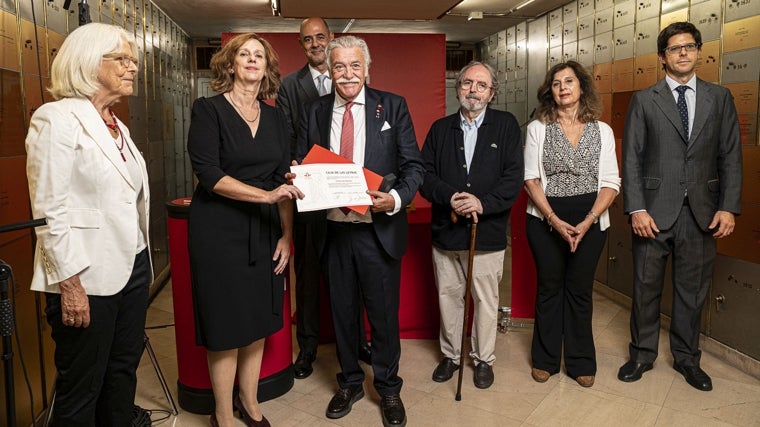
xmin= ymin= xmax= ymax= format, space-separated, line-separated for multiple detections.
xmin=715 ymin=294 xmax=725 ymax=312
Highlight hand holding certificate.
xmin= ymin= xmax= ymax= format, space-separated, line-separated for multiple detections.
xmin=291 ymin=163 xmax=373 ymax=212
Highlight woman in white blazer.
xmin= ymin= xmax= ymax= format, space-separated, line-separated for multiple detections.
xmin=523 ymin=61 xmax=620 ymax=389
xmin=25 ymin=23 xmax=151 ymax=426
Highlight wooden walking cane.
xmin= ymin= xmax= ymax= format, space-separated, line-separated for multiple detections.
xmin=453 ymin=212 xmax=478 ymax=401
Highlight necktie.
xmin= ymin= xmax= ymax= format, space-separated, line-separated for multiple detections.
xmin=340 ymin=101 xmax=354 ymax=161
xmin=317 ymin=74 xmax=328 ymax=96
xmin=339 ymin=101 xmax=354 ymax=215
xmin=676 ymin=85 xmax=689 ymax=139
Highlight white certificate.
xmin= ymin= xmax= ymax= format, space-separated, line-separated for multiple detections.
xmin=291 ymin=163 xmax=373 ymax=212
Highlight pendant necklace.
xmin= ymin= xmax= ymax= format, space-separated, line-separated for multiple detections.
xmin=228 ymin=92 xmax=260 ymax=123
xmin=103 ymin=109 xmax=126 ymax=162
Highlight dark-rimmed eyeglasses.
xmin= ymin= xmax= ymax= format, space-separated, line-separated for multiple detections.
xmin=663 ymin=43 xmax=700 ymax=55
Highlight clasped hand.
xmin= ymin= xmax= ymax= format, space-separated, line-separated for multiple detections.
xmin=551 ymin=215 xmax=592 ymax=253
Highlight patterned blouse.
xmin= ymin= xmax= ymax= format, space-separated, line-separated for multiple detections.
xmin=543 ymin=121 xmax=601 ymax=197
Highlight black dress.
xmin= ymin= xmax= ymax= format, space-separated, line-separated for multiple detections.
xmin=187 ymin=94 xmax=289 ymax=351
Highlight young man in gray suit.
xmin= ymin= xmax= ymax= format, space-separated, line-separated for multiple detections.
xmin=277 ymin=17 xmax=371 ymax=379
xmin=619 ymin=22 xmax=742 ymax=391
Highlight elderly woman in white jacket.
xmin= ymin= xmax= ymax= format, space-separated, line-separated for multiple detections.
xmin=25 ymin=23 xmax=150 ymax=426
xmin=523 ymin=61 xmax=620 ymax=388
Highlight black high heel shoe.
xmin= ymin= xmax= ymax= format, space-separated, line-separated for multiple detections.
xmin=233 ymin=395 xmax=271 ymax=427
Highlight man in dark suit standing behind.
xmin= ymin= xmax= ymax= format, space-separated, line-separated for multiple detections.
xmin=277 ymin=18 xmax=372 ymax=379
xmin=297 ymin=35 xmax=423 ymax=427
xmin=619 ymin=22 xmax=742 ymax=391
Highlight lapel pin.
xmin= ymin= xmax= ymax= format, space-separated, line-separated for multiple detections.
xmin=376 ymin=104 xmax=383 ymax=119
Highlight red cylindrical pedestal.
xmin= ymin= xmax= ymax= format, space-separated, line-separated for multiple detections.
xmin=166 ymin=198 xmax=293 ymax=414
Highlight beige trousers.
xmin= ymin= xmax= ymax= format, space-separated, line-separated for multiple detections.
xmin=432 ymin=247 xmax=504 ymax=366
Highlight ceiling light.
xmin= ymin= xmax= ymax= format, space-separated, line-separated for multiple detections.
xmin=514 ymin=0 xmax=536 ymax=11
xmin=467 ymin=11 xmax=483 ymax=21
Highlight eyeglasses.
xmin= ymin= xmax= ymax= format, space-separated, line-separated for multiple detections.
xmin=103 ymin=54 xmax=139 ymax=68
xmin=663 ymin=43 xmax=700 ymax=55
xmin=460 ymin=80 xmax=492 ymax=93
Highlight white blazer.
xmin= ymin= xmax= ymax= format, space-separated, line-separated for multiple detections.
xmin=26 ymin=97 xmax=152 ymax=296
xmin=524 ymin=119 xmax=621 ymax=231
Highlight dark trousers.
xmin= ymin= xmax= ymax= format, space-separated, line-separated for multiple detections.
xmin=629 ymin=204 xmax=715 ymax=366
xmin=46 ymin=249 xmax=150 ymax=427
xmin=293 ymin=220 xmax=368 ymax=355
xmin=527 ymin=193 xmax=606 ymax=378
xmin=325 ymin=222 xmax=403 ymax=396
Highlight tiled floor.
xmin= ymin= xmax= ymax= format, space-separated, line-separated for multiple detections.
xmin=136 ymin=284 xmax=760 ymax=426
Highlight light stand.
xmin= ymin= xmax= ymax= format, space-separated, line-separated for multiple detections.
xmin=0 ymin=218 xmax=46 ymax=427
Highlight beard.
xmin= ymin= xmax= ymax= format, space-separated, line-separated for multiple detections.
xmin=459 ymin=92 xmax=488 ymax=112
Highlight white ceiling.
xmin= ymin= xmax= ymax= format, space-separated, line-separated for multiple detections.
xmin=152 ymin=0 xmax=568 ymax=43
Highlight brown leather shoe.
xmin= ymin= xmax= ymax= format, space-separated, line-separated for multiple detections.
xmin=531 ymin=368 xmax=551 ymax=383
xmin=575 ymin=375 xmax=595 ymax=387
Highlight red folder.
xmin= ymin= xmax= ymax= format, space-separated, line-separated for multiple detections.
xmin=301 ymin=145 xmax=383 ymax=215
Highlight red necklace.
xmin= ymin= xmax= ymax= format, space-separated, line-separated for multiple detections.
xmin=103 ymin=109 xmax=126 ymax=162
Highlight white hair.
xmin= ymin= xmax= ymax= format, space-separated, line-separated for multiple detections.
xmin=49 ymin=23 xmax=138 ymax=100
xmin=326 ymin=35 xmax=371 ymax=71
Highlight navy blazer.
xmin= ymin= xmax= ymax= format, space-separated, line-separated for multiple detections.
xmin=420 ymin=108 xmax=524 ymax=251
xmin=622 ymin=78 xmax=742 ymax=230
xmin=297 ymin=86 xmax=425 ymax=260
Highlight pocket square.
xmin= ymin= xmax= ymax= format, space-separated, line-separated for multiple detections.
xmin=381 ymin=121 xmax=392 ymax=131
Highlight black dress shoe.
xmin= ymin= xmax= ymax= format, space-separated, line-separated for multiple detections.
xmin=432 ymin=357 xmax=459 ymax=382
xmin=473 ymin=362 xmax=494 ymax=389
xmin=293 ymin=351 xmax=316 ymax=379
xmin=617 ymin=360 xmax=653 ymax=382
xmin=380 ymin=394 xmax=406 ymax=427
xmin=326 ymin=386 xmax=364 ymax=419
xmin=358 ymin=343 xmax=372 ymax=365
xmin=674 ymin=362 xmax=712 ymax=391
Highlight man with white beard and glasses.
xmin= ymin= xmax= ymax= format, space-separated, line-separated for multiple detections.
xmin=420 ymin=61 xmax=524 ymax=389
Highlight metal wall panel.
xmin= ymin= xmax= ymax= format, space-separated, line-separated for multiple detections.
xmin=613 ymin=24 xmax=635 ymax=59
xmin=596 ymin=7 xmax=614 ymax=33
xmin=727 ymin=82 xmax=759 ymax=144
xmin=691 ymin=0 xmax=722 ymax=42
xmin=527 ymin=16 xmax=548 ymax=119
xmin=18 ymin=0 xmax=44 ymax=21
xmin=596 ymin=0 xmax=614 ymax=11
xmin=660 ymin=8 xmax=688 ymax=29
xmin=549 ymin=25 xmax=563 ymax=48
xmin=710 ymin=255 xmax=760 ymax=360
xmin=612 ymin=57 xmax=634 ymax=92
xmin=515 ymin=21 xmax=526 ymax=41
xmin=20 ymin=19 xmax=47 ymax=76
xmin=100 ymin=0 xmax=114 ymax=23
xmin=740 ymin=146 xmax=760 ymax=203
xmin=635 ymin=17 xmax=659 ymax=55
xmin=0 ymin=70 xmax=24 ymax=155
xmin=578 ymin=0 xmax=594 ymax=17
xmin=564 ymin=1 xmax=578 ymax=22
xmin=725 ymin=0 xmax=760 ymax=22
xmin=577 ymin=36 xmax=594 ymax=66
xmin=722 ymin=48 xmax=760 ymax=84
xmin=564 ymin=20 xmax=577 ymax=43
xmin=636 ymin=0 xmax=661 ymax=21
xmin=515 ymin=38 xmax=527 ymax=79
xmin=695 ymin=40 xmax=721 ymax=83
xmin=0 ymin=10 xmax=19 ymax=71
xmin=634 ymin=53 xmax=659 ymax=90
xmin=723 ymin=16 xmax=760 ymax=53
xmin=578 ymin=13 xmax=594 ymax=39
xmin=0 ymin=0 xmax=12 ymax=12
xmin=661 ymin=0 xmax=688 ymax=14
xmin=564 ymin=41 xmax=578 ymax=61
xmin=549 ymin=7 xmax=563 ymax=29
xmin=514 ymin=78 xmax=527 ymax=103
xmin=45 ymin=0 xmax=68 ymax=34
xmin=549 ymin=45 xmax=562 ymax=67
xmin=506 ymin=25 xmax=515 ymax=45
xmin=595 ymin=30 xmax=614 ymax=63
xmin=594 ymin=61 xmax=613 ymax=94
xmin=614 ymin=0 xmax=635 ymax=27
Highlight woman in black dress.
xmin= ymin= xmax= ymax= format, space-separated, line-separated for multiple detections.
xmin=187 ymin=33 xmax=303 ymax=427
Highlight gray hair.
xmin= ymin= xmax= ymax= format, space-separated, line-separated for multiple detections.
xmin=326 ymin=35 xmax=372 ymax=72
xmin=455 ymin=61 xmax=499 ymax=97
xmin=49 ymin=23 xmax=138 ymax=100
